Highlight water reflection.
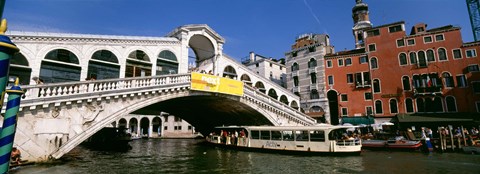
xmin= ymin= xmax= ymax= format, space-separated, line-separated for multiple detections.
xmin=10 ymin=139 xmax=480 ymax=174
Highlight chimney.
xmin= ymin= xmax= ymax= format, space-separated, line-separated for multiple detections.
xmin=249 ymin=51 xmax=255 ymax=62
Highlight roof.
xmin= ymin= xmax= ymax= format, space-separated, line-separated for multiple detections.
xmin=395 ymin=113 xmax=474 ymax=123
xmin=214 ymin=125 xmax=356 ymax=131
xmin=324 ymin=48 xmax=366 ymax=58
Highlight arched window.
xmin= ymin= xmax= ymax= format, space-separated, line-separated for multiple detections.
xmin=399 ymin=53 xmax=407 ymax=65
xmin=375 ymin=100 xmax=383 ymax=114
xmin=291 ymin=62 xmax=299 ymax=71
xmin=370 ymin=57 xmax=378 ymax=69
xmin=268 ymin=89 xmax=278 ymax=100
xmin=310 ymin=73 xmax=317 ymax=84
xmin=432 ymin=96 xmax=444 ymax=112
xmin=88 ymin=50 xmax=120 ymax=80
xmin=308 ymin=58 xmax=317 ymax=68
xmin=254 ymin=81 xmax=266 ymax=94
xmin=442 ymin=72 xmax=454 ymax=88
xmin=241 ymin=74 xmax=252 ymax=86
xmin=409 ymin=52 xmax=417 ymax=65
xmin=426 ymin=49 xmax=435 ymax=62
xmin=290 ymin=100 xmax=299 ymax=110
xmin=416 ymin=98 xmax=425 ymax=112
xmin=41 ymin=49 xmax=81 ymax=83
xmin=405 ymin=98 xmax=414 ymax=113
xmin=157 ymin=50 xmax=178 ymax=75
xmin=310 ymin=89 xmax=319 ymax=99
xmin=373 ymin=79 xmax=380 ymax=93
xmin=280 ymin=95 xmax=289 ymax=105
xmin=126 ymin=50 xmax=152 ymax=77
xmin=402 ymin=76 xmax=411 ymax=90
xmin=438 ymin=48 xmax=447 ymax=61
xmin=418 ymin=51 xmax=427 ymax=67
xmin=389 ymin=99 xmax=398 ymax=114
xmin=9 ymin=52 xmax=31 ymax=85
xmin=223 ymin=65 xmax=237 ymax=79
xmin=446 ymin=96 xmax=457 ymax=112
xmin=412 ymin=75 xmax=421 ymax=88
xmin=293 ymin=76 xmax=299 ymax=87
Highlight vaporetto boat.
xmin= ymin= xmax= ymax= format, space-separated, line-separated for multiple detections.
xmin=206 ymin=125 xmax=362 ymax=155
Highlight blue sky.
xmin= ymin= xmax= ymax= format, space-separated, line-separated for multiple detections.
xmin=3 ymin=0 xmax=473 ymax=62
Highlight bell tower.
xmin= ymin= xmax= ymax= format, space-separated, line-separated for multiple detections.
xmin=352 ymin=0 xmax=372 ymax=49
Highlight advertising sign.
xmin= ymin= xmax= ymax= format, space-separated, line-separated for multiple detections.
xmin=191 ymin=72 xmax=244 ymax=96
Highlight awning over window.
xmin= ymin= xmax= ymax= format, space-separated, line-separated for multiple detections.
xmin=341 ymin=116 xmax=375 ymax=125
xmin=396 ymin=114 xmax=473 ymax=123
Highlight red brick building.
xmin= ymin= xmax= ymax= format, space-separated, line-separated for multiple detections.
xmin=325 ymin=0 xmax=480 ymax=125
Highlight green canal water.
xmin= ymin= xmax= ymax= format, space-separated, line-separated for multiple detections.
xmin=10 ymin=139 xmax=480 ymax=174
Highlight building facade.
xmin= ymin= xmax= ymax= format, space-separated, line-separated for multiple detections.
xmin=325 ymin=0 xmax=480 ymax=125
xmin=285 ymin=33 xmax=335 ymax=123
xmin=242 ymin=51 xmax=286 ymax=88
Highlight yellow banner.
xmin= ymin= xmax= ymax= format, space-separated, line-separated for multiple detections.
xmin=191 ymin=72 xmax=244 ymax=96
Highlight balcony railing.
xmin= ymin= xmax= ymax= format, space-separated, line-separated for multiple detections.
xmin=308 ymin=67 xmax=317 ymax=74
xmin=355 ymin=81 xmax=371 ymax=88
xmin=413 ymin=86 xmax=442 ymax=96
xmin=310 ymin=84 xmax=317 ymax=90
xmin=291 ymin=70 xmax=299 ymax=77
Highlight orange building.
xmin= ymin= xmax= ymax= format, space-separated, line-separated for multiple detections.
xmin=325 ymin=0 xmax=480 ymax=125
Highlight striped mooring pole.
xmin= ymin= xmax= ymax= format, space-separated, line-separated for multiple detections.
xmin=0 ymin=18 xmax=18 ymax=112
xmin=0 ymin=79 xmax=23 ymax=173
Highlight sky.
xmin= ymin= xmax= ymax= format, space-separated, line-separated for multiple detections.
xmin=2 ymin=0 xmax=474 ymax=62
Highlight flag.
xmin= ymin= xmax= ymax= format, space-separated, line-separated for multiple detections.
xmin=427 ymin=75 xmax=432 ymax=87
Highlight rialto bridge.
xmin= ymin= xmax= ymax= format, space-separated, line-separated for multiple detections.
xmin=0 ymin=24 xmax=317 ymax=162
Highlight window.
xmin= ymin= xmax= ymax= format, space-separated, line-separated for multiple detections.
xmin=359 ymin=56 xmax=368 ymax=64
xmin=345 ymin=58 xmax=352 ymax=66
xmin=326 ymin=60 xmax=332 ymax=68
xmin=293 ymin=76 xmax=299 ymax=87
xmin=453 ymin=49 xmax=462 ymax=59
xmin=370 ymin=57 xmax=378 ymax=69
xmin=473 ymin=82 xmax=480 ymax=93
xmin=373 ymin=79 xmax=380 ymax=93
xmin=456 ymin=74 xmax=467 ymax=87
xmin=424 ymin=36 xmax=433 ymax=43
xmin=256 ymin=63 xmax=259 ymax=67
xmin=435 ymin=34 xmax=444 ymax=41
xmin=328 ymin=75 xmax=334 ymax=85
xmin=341 ymin=107 xmax=348 ymax=116
xmin=355 ymin=72 xmax=371 ymax=87
xmin=188 ymin=126 xmax=192 ymax=130
xmin=390 ymin=99 xmax=398 ymax=114
xmin=418 ymin=51 xmax=427 ymax=68
xmin=477 ymin=102 xmax=480 ymax=113
xmin=438 ymin=48 xmax=447 ymax=61
xmin=417 ymin=27 xmax=425 ymax=32
xmin=164 ymin=126 xmax=168 ymax=130
xmin=446 ymin=96 xmax=457 ymax=112
xmin=399 ymin=53 xmax=407 ymax=65
xmin=338 ymin=59 xmax=344 ymax=66
xmin=346 ymin=74 xmax=354 ymax=83
xmin=310 ymin=89 xmax=319 ymax=99
xmin=375 ymin=100 xmax=383 ymax=114
xmin=364 ymin=92 xmax=372 ymax=100
xmin=308 ymin=58 xmax=317 ymax=68
xmin=366 ymin=106 xmax=373 ymax=115
xmin=407 ymin=39 xmax=415 ymax=46
xmin=468 ymin=64 xmax=480 ymax=72
xmin=416 ymin=98 xmax=425 ymax=112
xmin=402 ymin=76 xmax=411 ymax=90
xmin=269 ymin=63 xmax=272 ymax=67
xmin=310 ymin=73 xmax=317 ymax=83
xmin=397 ymin=39 xmax=405 ymax=47
xmin=270 ymin=71 xmax=273 ymax=78
xmin=367 ymin=29 xmax=380 ymax=37
xmin=405 ymin=98 xmax=414 ymax=113
xmin=466 ymin=49 xmax=477 ymax=58
xmin=261 ymin=131 xmax=270 ymax=140
xmin=309 ymin=130 xmax=325 ymax=142
xmin=389 ymin=25 xmax=402 ymax=33
xmin=175 ymin=116 xmax=182 ymax=122
xmin=368 ymin=44 xmax=376 ymax=52
xmin=427 ymin=50 xmax=436 ymax=62
xmin=291 ymin=63 xmax=299 ymax=71
xmin=340 ymin=94 xmax=348 ymax=102
xmin=409 ymin=52 xmax=417 ymax=64
xmin=443 ymin=72 xmax=454 ymax=88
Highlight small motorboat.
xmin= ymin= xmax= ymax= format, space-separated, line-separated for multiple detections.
xmin=386 ymin=136 xmax=422 ymax=150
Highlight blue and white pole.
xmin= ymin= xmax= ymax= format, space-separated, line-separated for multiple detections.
xmin=0 ymin=78 xmax=23 ymax=173
xmin=0 ymin=19 xmax=19 ymax=111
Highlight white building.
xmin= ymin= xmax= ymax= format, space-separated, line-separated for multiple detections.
xmin=242 ymin=51 xmax=286 ymax=88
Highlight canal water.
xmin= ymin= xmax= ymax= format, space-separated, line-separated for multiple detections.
xmin=10 ymin=139 xmax=480 ymax=174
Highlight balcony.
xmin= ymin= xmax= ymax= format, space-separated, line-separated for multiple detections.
xmin=291 ymin=70 xmax=299 ymax=77
xmin=355 ymin=81 xmax=371 ymax=88
xmin=308 ymin=67 xmax=317 ymax=74
xmin=413 ymin=86 xmax=442 ymax=96
xmin=292 ymin=87 xmax=299 ymax=93
xmin=310 ymin=84 xmax=317 ymax=90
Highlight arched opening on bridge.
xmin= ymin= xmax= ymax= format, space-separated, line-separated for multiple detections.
xmin=254 ymin=81 xmax=266 ymax=94
xmin=140 ymin=117 xmax=150 ymax=137
xmin=240 ymin=74 xmax=252 ymax=86
xmin=327 ymin=90 xmax=340 ymax=125
xmin=157 ymin=50 xmax=178 ymax=75
xmin=152 ymin=116 xmax=162 ymax=137
xmin=290 ymin=100 xmax=299 ymax=110
xmin=88 ymin=50 xmax=120 ymax=80
xmin=309 ymin=105 xmax=326 ymax=123
xmin=222 ymin=65 xmax=237 ymax=79
xmin=8 ymin=52 xmax=31 ymax=85
xmin=279 ymin=95 xmax=289 ymax=105
xmin=40 ymin=49 xmax=81 ymax=83
xmin=118 ymin=118 xmax=127 ymax=129
xmin=125 ymin=50 xmax=152 ymax=77
xmin=188 ymin=34 xmax=215 ymax=73
xmin=268 ymin=88 xmax=278 ymax=100
xmin=129 ymin=118 xmax=138 ymax=136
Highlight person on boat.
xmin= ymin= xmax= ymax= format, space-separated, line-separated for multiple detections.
xmin=11 ymin=147 xmax=21 ymax=165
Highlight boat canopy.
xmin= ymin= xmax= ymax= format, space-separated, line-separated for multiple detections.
xmin=341 ymin=116 xmax=374 ymax=125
